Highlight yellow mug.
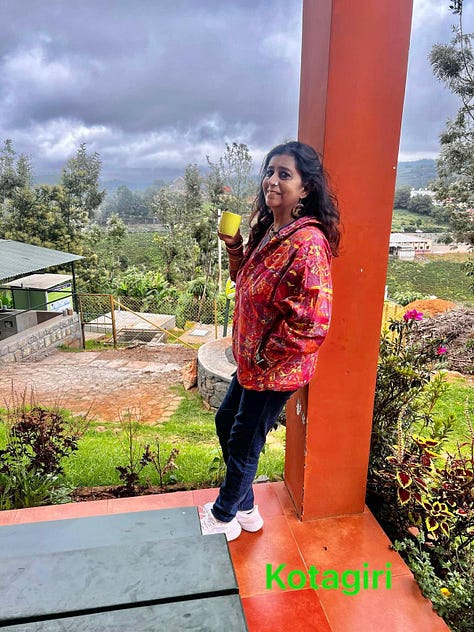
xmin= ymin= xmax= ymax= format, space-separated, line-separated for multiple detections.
xmin=219 ymin=210 xmax=242 ymax=237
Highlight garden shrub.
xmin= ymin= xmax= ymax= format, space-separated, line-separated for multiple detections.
xmin=0 ymin=403 xmax=87 ymax=509
xmin=392 ymin=289 xmax=427 ymax=306
xmin=367 ymin=311 xmax=473 ymax=631
xmin=0 ymin=290 xmax=13 ymax=308
xmin=369 ymin=310 xmax=446 ymax=483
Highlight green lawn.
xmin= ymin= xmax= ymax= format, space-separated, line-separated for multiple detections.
xmin=56 ymin=387 xmax=284 ymax=489
xmin=431 ymin=376 xmax=473 ymax=453
xmin=1 ymin=377 xmax=470 ymax=492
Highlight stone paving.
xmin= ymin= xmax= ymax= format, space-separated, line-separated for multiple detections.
xmin=0 ymin=345 xmax=198 ymax=424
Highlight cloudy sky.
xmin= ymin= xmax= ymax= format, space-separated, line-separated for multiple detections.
xmin=0 ymin=0 xmax=472 ymax=182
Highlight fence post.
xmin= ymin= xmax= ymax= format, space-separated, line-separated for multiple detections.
xmin=77 ymin=294 xmax=86 ymax=350
xmin=110 ymin=295 xmax=118 ymax=349
xmin=214 ymin=299 xmax=218 ymax=339
xmin=223 ymin=298 xmax=230 ymax=337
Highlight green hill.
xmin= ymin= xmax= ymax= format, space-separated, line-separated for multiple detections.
xmin=396 ymin=159 xmax=437 ymax=188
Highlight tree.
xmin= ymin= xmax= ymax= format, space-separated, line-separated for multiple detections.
xmin=82 ymin=214 xmax=127 ymax=291
xmin=148 ymin=165 xmax=207 ymax=287
xmin=183 ymin=163 xmax=202 ymax=217
xmin=1 ymin=185 xmax=88 ymax=253
xmin=394 ymin=186 xmax=411 ymax=209
xmin=16 ymin=154 xmax=33 ymax=190
xmin=205 ymin=159 xmax=226 ymax=211
xmin=60 ymin=143 xmax=105 ymax=220
xmin=153 ymin=228 xmax=199 ymax=285
xmin=150 ymin=186 xmax=185 ymax=229
xmin=207 ymin=142 xmax=254 ymax=215
xmin=100 ymin=185 xmax=148 ymax=222
xmin=0 ymin=143 xmax=129 ymax=295
xmin=0 ymin=140 xmax=32 ymax=202
xmin=407 ymin=194 xmax=434 ymax=215
xmin=192 ymin=216 xmax=219 ymax=277
xmin=430 ymin=1 xmax=473 ymax=245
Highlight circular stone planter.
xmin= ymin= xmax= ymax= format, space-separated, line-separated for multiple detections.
xmin=197 ymin=336 xmax=235 ymax=410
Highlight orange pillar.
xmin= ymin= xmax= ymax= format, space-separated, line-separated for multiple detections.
xmin=285 ymin=0 xmax=413 ymax=519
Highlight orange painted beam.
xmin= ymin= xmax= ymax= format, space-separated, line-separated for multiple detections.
xmin=285 ymin=0 xmax=413 ymax=519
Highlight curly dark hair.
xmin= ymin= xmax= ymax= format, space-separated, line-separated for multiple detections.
xmin=247 ymin=141 xmax=341 ymax=256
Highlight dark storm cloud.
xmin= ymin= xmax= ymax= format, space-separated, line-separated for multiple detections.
xmin=0 ymin=0 xmax=300 ymax=174
xmin=0 ymin=0 xmax=471 ymax=176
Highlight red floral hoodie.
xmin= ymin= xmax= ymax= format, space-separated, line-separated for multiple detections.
xmin=232 ymin=216 xmax=333 ymax=391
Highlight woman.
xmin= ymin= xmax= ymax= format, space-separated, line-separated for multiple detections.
xmin=200 ymin=141 xmax=341 ymax=541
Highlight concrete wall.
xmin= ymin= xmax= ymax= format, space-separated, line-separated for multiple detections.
xmin=0 ymin=314 xmax=82 ymax=363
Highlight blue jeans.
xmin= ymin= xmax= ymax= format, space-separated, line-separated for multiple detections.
xmin=212 ymin=375 xmax=295 ymax=523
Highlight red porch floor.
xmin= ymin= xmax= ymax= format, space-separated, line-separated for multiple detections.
xmin=0 ymin=482 xmax=449 ymax=631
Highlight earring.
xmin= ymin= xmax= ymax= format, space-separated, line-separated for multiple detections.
xmin=291 ymin=199 xmax=305 ymax=219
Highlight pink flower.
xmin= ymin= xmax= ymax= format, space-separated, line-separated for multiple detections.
xmin=403 ymin=309 xmax=423 ymax=322
xmin=437 ymin=346 xmax=447 ymax=355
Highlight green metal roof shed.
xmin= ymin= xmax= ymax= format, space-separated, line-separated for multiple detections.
xmin=0 ymin=240 xmax=83 ymax=283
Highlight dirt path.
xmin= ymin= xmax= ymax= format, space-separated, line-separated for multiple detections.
xmin=0 ymin=345 xmax=197 ymax=424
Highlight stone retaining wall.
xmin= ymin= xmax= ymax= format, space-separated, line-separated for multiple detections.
xmin=0 ymin=314 xmax=82 ymax=363
xmin=197 ymin=337 xmax=234 ymax=410
xmin=197 ymin=362 xmax=231 ymax=410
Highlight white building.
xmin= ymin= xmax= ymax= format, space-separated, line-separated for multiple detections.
xmin=389 ymin=233 xmax=432 ymax=260
xmin=410 ymin=188 xmax=436 ymax=199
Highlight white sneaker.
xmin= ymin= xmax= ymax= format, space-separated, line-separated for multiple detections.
xmin=203 ymin=502 xmax=264 ymax=532
xmin=236 ymin=506 xmax=264 ymax=532
xmin=199 ymin=504 xmax=242 ymax=542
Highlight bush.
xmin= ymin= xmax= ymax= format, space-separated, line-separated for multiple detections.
xmin=387 ymin=434 xmax=474 ymax=631
xmin=369 ymin=311 xmax=446 ymax=480
xmin=391 ymin=289 xmax=427 ymax=306
xmin=386 ymin=257 xmax=474 ymax=307
xmin=0 ymin=290 xmax=13 ymax=308
xmin=0 ymin=401 xmax=88 ymax=509
xmin=0 ymin=467 xmax=72 ymax=510
xmin=367 ymin=312 xmax=474 ymax=630
xmin=394 ymin=534 xmax=473 ymax=632
xmin=408 ymin=194 xmax=434 ymax=215
xmin=111 ymin=266 xmax=178 ymax=310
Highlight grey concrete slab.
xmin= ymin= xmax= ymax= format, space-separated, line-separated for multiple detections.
xmin=0 ymin=535 xmax=237 ymax=625
xmin=1 ymin=595 xmax=248 ymax=631
xmin=0 ymin=508 xmax=200 ymax=558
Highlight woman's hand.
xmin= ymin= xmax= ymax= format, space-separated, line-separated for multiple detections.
xmin=218 ymin=229 xmax=243 ymax=248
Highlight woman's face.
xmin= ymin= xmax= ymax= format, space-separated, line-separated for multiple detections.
xmin=262 ymin=154 xmax=307 ymax=216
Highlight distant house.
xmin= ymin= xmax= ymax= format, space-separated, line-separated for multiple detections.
xmin=168 ymin=176 xmax=186 ymax=194
xmin=410 ymin=187 xmax=436 ymax=199
xmin=389 ymin=233 xmax=432 ymax=260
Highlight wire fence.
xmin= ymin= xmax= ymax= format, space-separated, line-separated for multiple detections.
xmin=77 ymin=291 xmax=405 ymax=350
xmin=77 ymin=292 xmax=235 ymax=348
